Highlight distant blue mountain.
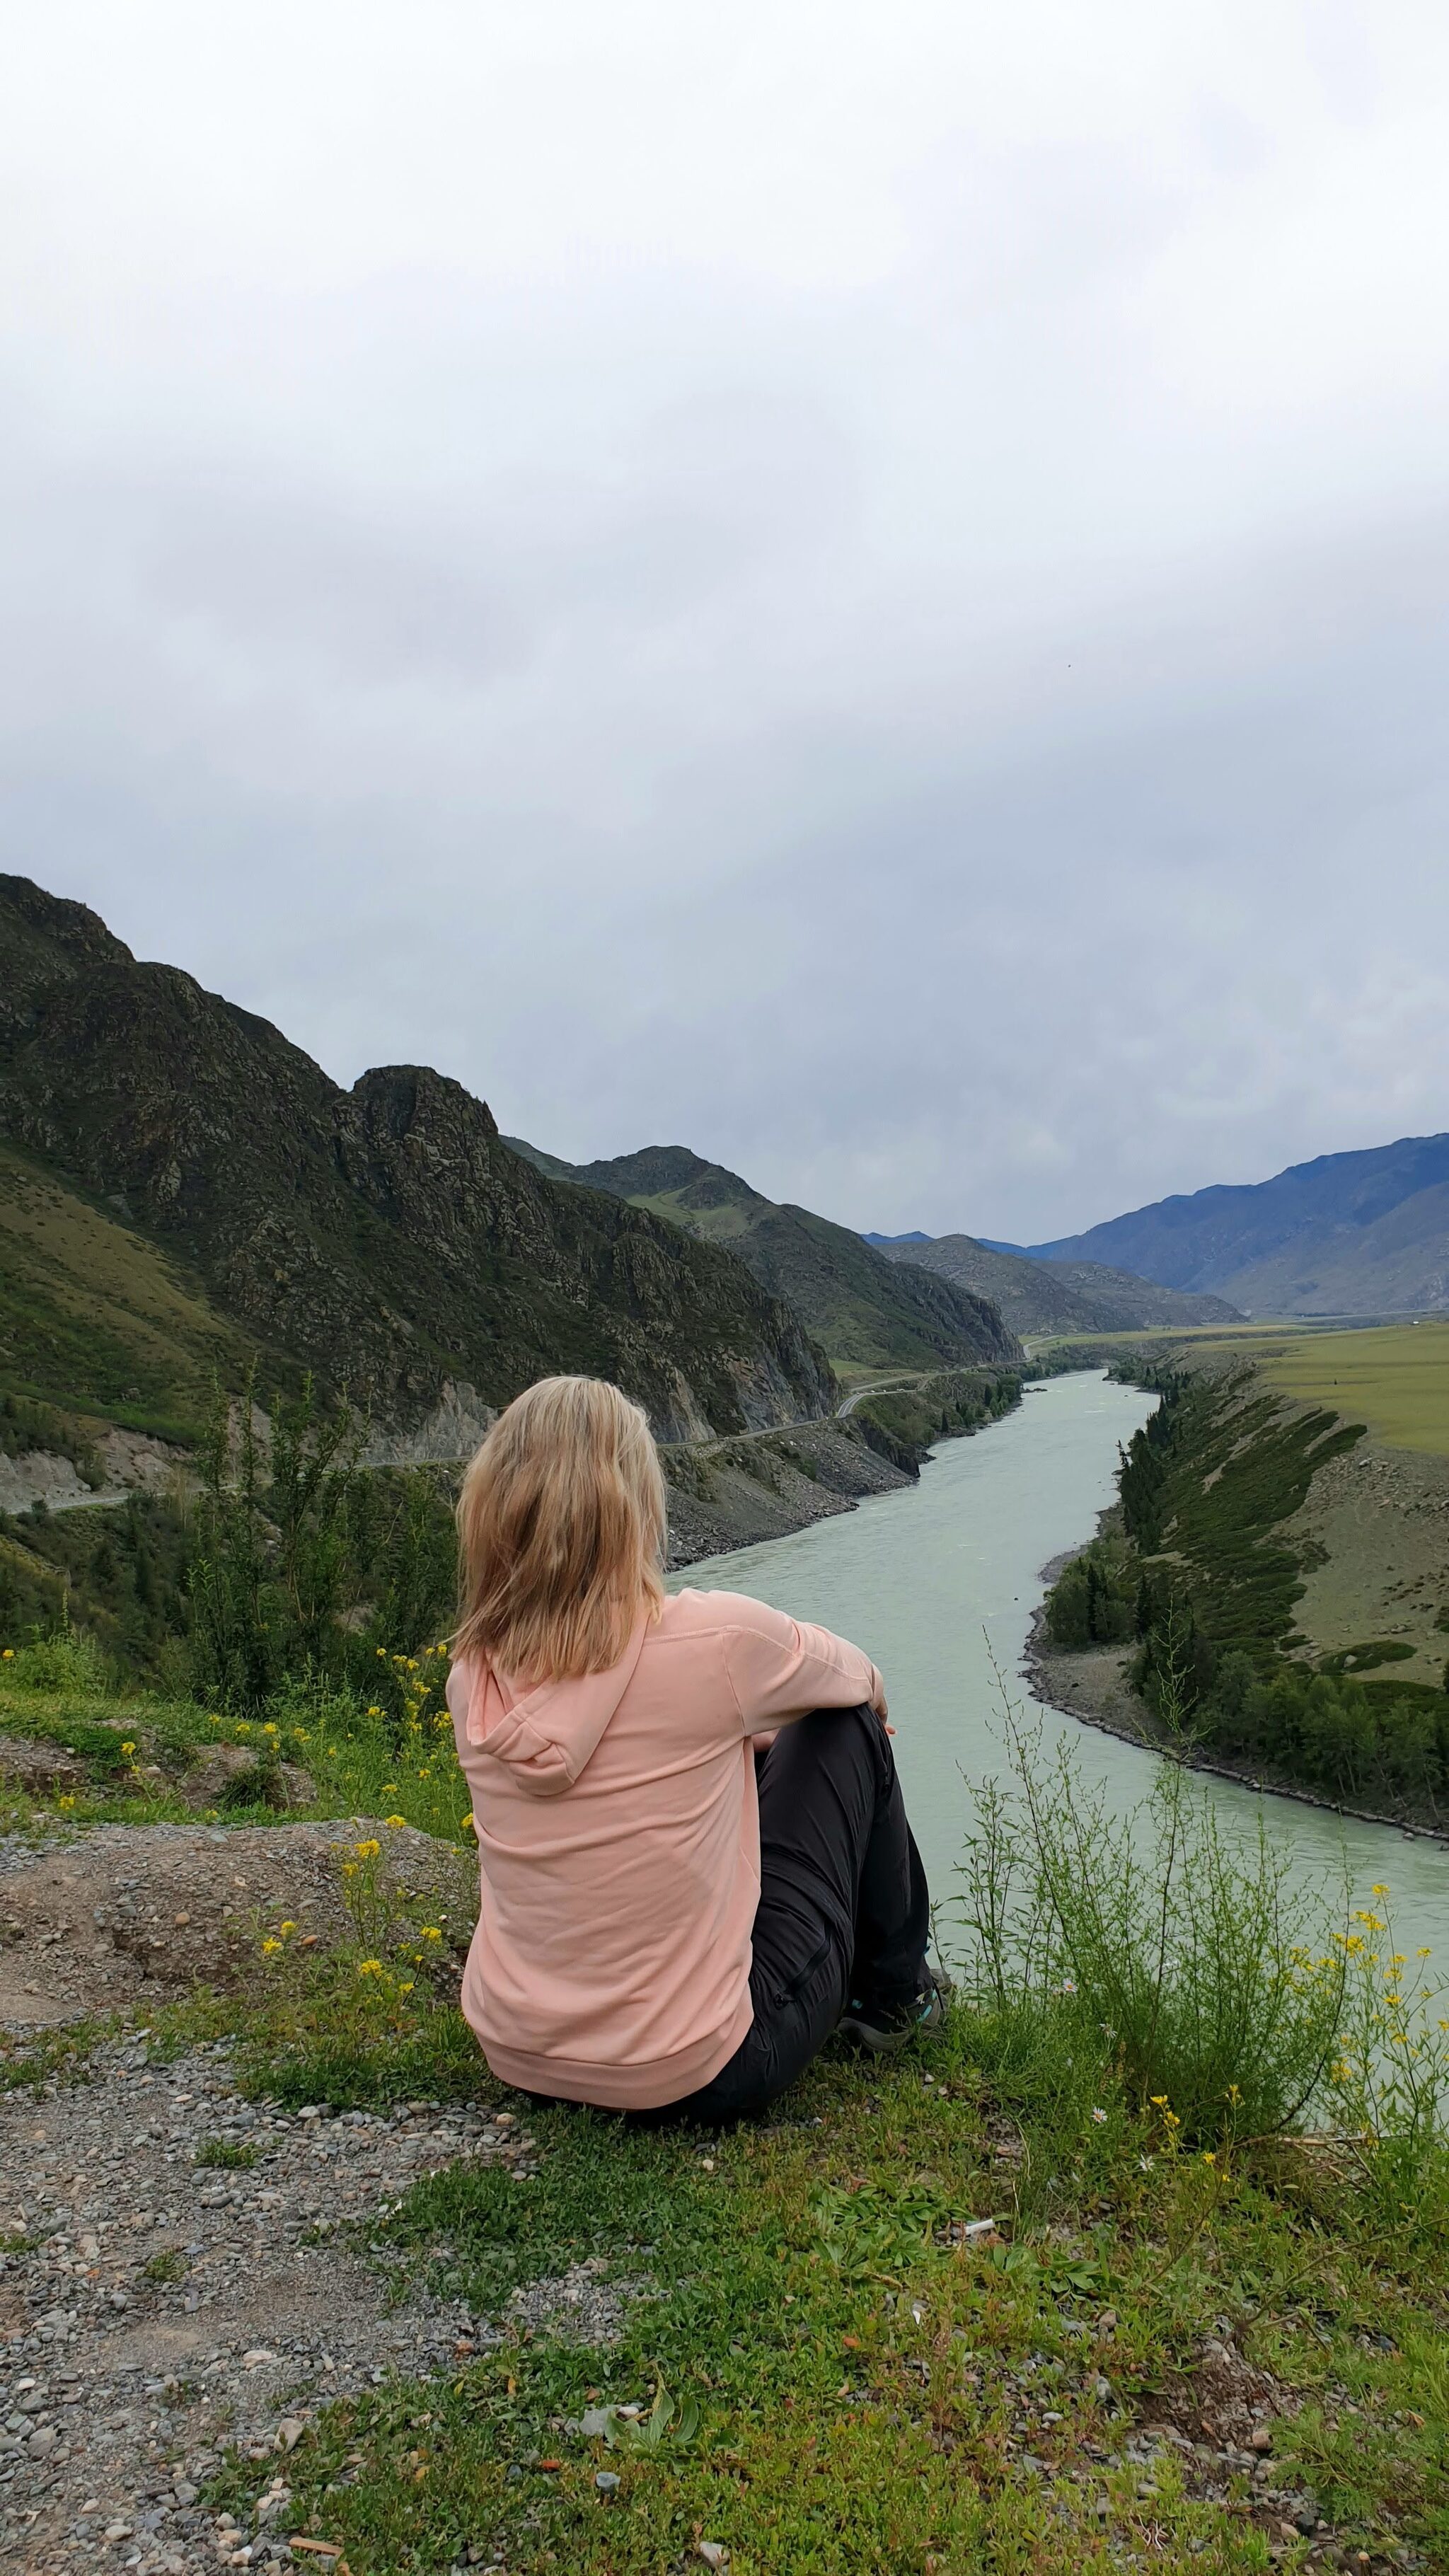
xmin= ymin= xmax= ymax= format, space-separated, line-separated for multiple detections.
xmin=1023 ymin=1131 xmax=1449 ymax=1315
xmin=860 ymin=1230 xmax=934 ymax=1245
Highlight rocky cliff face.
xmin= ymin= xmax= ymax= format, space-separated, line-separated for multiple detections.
xmin=0 ymin=877 xmax=836 ymax=1442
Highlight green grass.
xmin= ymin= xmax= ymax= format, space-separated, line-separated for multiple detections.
xmin=194 ymin=2137 xmax=258 ymax=2168
xmin=1254 ymin=1322 xmax=1449 ymax=1458
xmin=0 ymin=1644 xmax=475 ymax=1846
xmin=142 ymin=2247 xmax=189 ymax=2282
xmin=191 ymin=1982 xmax=1449 ymax=2576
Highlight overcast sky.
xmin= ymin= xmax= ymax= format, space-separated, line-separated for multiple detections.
xmin=4 ymin=4 xmax=1448 ymax=1242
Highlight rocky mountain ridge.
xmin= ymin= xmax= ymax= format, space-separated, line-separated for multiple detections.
xmin=0 ymin=877 xmax=836 ymax=1443
xmin=504 ymin=1140 xmax=1022 ymax=1374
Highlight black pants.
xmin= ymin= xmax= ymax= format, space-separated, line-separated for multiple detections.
xmin=666 ymin=1704 xmax=930 ymax=2123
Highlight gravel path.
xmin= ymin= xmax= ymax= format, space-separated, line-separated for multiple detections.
xmin=0 ymin=2037 xmax=543 ymax=2574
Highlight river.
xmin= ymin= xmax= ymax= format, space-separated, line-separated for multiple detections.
xmin=676 ymin=1369 xmax=1449 ymax=1966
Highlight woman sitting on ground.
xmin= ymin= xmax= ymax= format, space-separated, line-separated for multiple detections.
xmin=446 ymin=1375 xmax=942 ymax=2118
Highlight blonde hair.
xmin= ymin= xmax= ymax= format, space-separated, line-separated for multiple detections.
xmin=454 ymin=1376 xmax=667 ymax=1681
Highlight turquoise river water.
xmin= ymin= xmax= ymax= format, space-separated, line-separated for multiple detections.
xmin=676 ymin=1370 xmax=1449 ymax=1969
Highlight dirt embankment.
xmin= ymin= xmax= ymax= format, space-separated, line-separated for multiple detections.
xmin=662 ymin=1419 xmax=916 ymax=1566
xmin=0 ymin=1821 xmax=475 ymax=2031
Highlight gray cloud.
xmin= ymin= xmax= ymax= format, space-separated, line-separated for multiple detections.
xmin=2 ymin=2 xmax=1448 ymax=1239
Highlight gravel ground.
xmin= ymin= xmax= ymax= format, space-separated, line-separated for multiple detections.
xmin=0 ymin=2036 xmax=548 ymax=2575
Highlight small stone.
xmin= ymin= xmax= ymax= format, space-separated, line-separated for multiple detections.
xmin=275 ymin=2418 xmax=305 ymax=2451
xmin=1251 ymin=2427 xmax=1273 ymax=2452
xmin=579 ymin=2407 xmax=613 ymax=2438
xmin=172 ymin=2480 xmax=197 ymax=2505
xmin=104 ymin=2524 xmax=133 ymax=2542
xmin=595 ymin=2469 xmax=620 ymax=2493
xmin=241 ymin=2349 xmax=276 ymax=2368
xmin=698 ymin=2546 xmax=729 ymax=2570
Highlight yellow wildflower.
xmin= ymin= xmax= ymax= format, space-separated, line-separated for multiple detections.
xmin=354 ymin=1839 xmax=381 ymax=1860
xmin=261 ymin=1937 xmax=282 ymax=1956
xmin=420 ymin=1926 xmax=441 ymax=1943
xmin=385 ymin=1815 xmax=407 ymax=1827
xmin=278 ymin=1920 xmax=296 ymax=1936
xmin=357 ymin=1958 xmax=383 ymax=1977
xmin=120 ymin=1740 xmax=136 ymax=1757
xmin=57 ymin=1793 xmax=76 ymax=1810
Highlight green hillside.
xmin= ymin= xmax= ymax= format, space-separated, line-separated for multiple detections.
xmin=0 ymin=878 xmax=836 ymax=1448
xmin=505 ymin=1140 xmax=1022 ymax=1374
xmin=0 ymin=1140 xmax=271 ymax=1438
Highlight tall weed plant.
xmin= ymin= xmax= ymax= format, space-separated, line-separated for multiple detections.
xmin=1327 ymin=1885 xmax=1449 ymax=2232
xmin=957 ymin=1691 xmax=1350 ymax=2146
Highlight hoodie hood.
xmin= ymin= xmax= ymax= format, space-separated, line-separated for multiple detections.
xmin=460 ymin=1613 xmax=650 ymax=1798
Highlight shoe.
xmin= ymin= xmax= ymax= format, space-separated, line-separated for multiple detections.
xmin=838 ymin=1963 xmax=952 ymax=2055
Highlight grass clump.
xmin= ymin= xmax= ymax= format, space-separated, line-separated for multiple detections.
xmin=142 ymin=2248 xmax=188 ymax=2282
xmin=957 ymin=1702 xmax=1351 ymax=2150
xmin=194 ymin=2137 xmax=258 ymax=2169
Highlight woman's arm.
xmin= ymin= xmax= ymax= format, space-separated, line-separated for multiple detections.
xmin=720 ymin=1593 xmax=887 ymax=1735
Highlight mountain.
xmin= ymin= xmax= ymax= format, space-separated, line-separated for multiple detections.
xmin=860 ymin=1230 xmax=933 ymax=1246
xmin=0 ymin=877 xmax=836 ymax=1445
xmin=1024 ymin=1132 xmax=1449 ymax=1315
xmin=504 ymin=1142 xmax=1022 ymax=1374
xmin=872 ymin=1235 xmax=1242 ymax=1336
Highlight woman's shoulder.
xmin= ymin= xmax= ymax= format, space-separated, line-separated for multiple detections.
xmin=655 ymin=1588 xmax=791 ymax=1641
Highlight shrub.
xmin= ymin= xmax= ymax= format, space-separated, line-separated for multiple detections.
xmin=1327 ymin=1885 xmax=1449 ymax=2233
xmin=3 ymin=1625 xmax=110 ymax=1694
xmin=956 ymin=1698 xmax=1349 ymax=2146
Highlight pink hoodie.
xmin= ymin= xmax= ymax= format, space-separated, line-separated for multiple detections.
xmin=446 ymin=1588 xmax=884 ymax=2109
